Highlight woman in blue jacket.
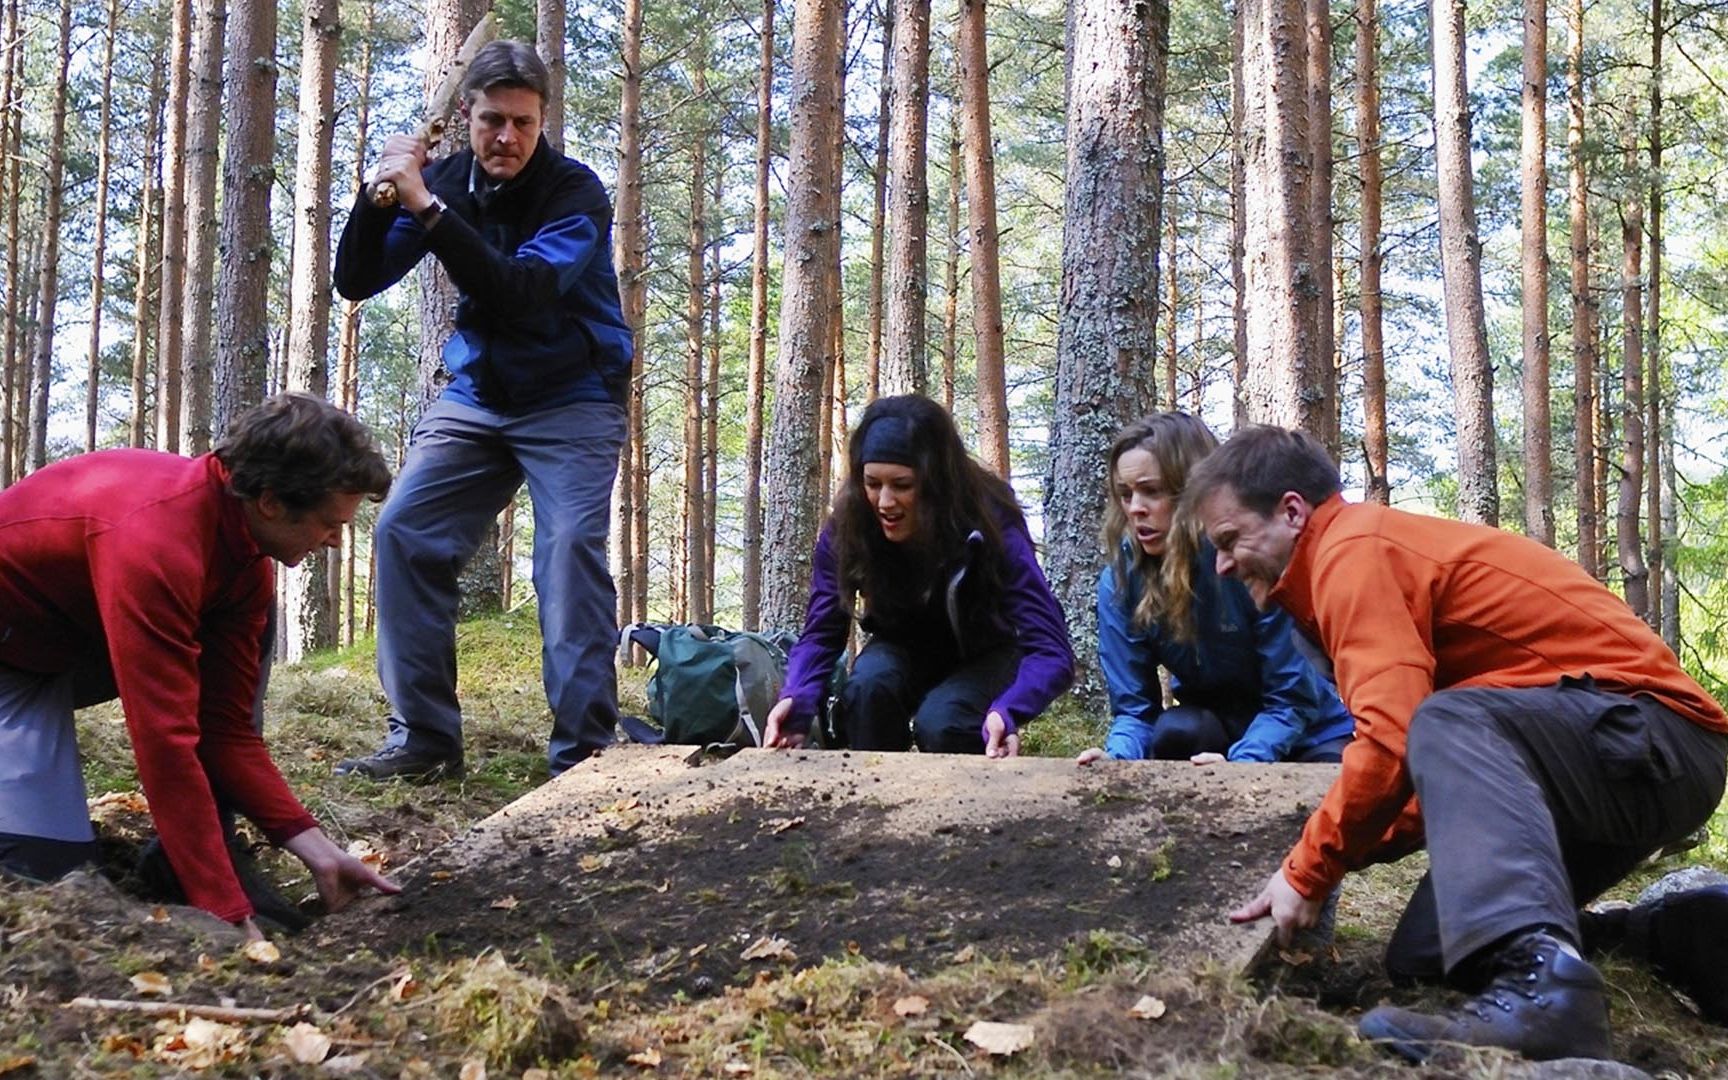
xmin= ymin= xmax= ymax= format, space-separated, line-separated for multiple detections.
xmin=1077 ymin=412 xmax=1353 ymax=765
xmin=763 ymin=395 xmax=1075 ymax=757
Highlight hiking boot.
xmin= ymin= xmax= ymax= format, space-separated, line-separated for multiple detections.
xmin=1358 ymin=930 xmax=1611 ymax=1063
xmin=134 ymin=837 xmax=313 ymax=935
xmin=1581 ymin=884 xmax=1728 ymax=1023
xmin=333 ymin=744 xmax=464 ymax=782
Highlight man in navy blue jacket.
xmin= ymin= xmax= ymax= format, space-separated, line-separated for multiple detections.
xmin=332 ymin=40 xmax=630 ymax=780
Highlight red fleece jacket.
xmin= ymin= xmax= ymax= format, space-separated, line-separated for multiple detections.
xmin=1270 ymin=496 xmax=1728 ymax=900
xmin=0 ymin=450 xmax=318 ymax=921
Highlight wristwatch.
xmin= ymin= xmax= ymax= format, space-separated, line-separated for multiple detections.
xmin=413 ymin=193 xmax=447 ymax=230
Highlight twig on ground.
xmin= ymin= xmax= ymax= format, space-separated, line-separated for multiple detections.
xmin=66 ymin=997 xmax=307 ymax=1024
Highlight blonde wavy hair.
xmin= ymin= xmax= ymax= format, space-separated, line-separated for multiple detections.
xmin=1100 ymin=412 xmax=1220 ymax=642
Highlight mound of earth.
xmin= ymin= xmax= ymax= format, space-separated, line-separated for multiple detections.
xmin=332 ymin=747 xmax=1339 ymax=997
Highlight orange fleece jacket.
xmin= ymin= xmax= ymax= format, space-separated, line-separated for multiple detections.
xmin=1269 ymin=496 xmax=1728 ymax=900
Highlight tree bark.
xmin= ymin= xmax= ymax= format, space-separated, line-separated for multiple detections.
xmin=1045 ymin=0 xmax=1168 ymax=701
xmin=956 ymin=0 xmax=1008 ymax=475
xmin=130 ymin=50 xmax=166 ymax=448
xmin=1163 ymin=194 xmax=1178 ymax=409
xmin=1358 ymin=0 xmax=1387 ymax=504
xmin=1567 ymin=0 xmax=1595 ymax=574
xmin=1306 ymin=0 xmax=1336 ymax=455
xmin=84 ymin=0 xmax=122 ymax=453
xmin=1645 ymin=0 xmax=1663 ymax=633
xmin=26 ymin=0 xmax=73 ymax=472
xmin=155 ymin=0 xmax=192 ymax=453
xmin=741 ymin=0 xmax=775 ymax=631
xmin=1519 ymin=0 xmax=1552 ymax=544
xmin=761 ymin=0 xmax=843 ymax=633
xmin=684 ymin=43 xmax=711 ymax=626
xmin=537 ymin=0 xmax=567 ymax=149
xmin=866 ymin=6 xmax=892 ymax=400
xmin=1239 ymin=0 xmax=1322 ymax=435
xmin=214 ymin=0 xmax=277 ymax=438
xmin=613 ymin=0 xmax=647 ymax=647
xmin=705 ymin=192 xmax=722 ymax=619
xmin=0 ymin=0 xmax=17 ymax=482
xmin=881 ymin=0 xmax=931 ymax=397
xmin=283 ymin=0 xmax=343 ymax=660
xmin=1229 ymin=0 xmax=1247 ymax=430
xmin=181 ymin=0 xmax=227 ymax=453
xmin=1432 ymin=0 xmax=1497 ymax=524
xmin=1617 ymin=179 xmax=1648 ymax=620
xmin=942 ymin=115 xmax=960 ymax=412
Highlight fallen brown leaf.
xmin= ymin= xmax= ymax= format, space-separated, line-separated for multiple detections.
xmin=892 ymin=994 xmax=929 ymax=1018
xmin=243 ymin=939 xmax=282 ymax=964
xmin=951 ymin=945 xmax=976 ymax=964
xmin=1129 ymin=995 xmax=1167 ymax=1020
xmin=963 ymin=1021 xmax=1035 ymax=1056
xmin=459 ymin=1059 xmax=487 ymax=1080
xmin=722 ymin=1062 xmax=753 ymax=1076
xmin=282 ymin=1022 xmax=331 ymax=1065
xmin=145 ymin=906 xmax=170 ymax=924
xmin=388 ymin=969 xmax=419 ymax=1002
xmin=579 ymin=854 xmax=605 ymax=873
xmin=765 ymin=816 xmax=805 ymax=835
xmin=625 ymin=1047 xmax=663 ymax=1068
xmin=739 ymin=936 xmax=795 ymax=962
xmin=1278 ymin=948 xmax=1314 ymax=967
xmin=129 ymin=971 xmax=171 ymax=997
xmin=489 ymin=895 xmax=520 ymax=910
xmin=0 ymin=1056 xmax=35 ymax=1076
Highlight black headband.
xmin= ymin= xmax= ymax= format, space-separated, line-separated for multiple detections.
xmin=859 ymin=415 xmax=918 ymax=467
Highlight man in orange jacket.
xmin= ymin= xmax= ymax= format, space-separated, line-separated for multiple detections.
xmin=1183 ymin=425 xmax=1728 ymax=1064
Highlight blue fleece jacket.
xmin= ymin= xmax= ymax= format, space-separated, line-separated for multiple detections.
xmin=1095 ymin=541 xmax=1354 ymax=761
xmin=333 ymin=138 xmax=632 ymax=413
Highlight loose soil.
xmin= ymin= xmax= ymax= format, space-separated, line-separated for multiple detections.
xmin=333 ymin=747 xmax=1337 ymax=996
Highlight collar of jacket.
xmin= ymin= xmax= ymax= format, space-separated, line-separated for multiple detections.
xmin=466 ymin=135 xmax=556 ymax=206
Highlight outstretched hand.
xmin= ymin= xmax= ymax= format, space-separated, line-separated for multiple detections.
xmin=761 ymin=698 xmax=807 ymax=749
xmin=1076 ymin=746 xmax=1107 ymax=765
xmin=283 ymin=827 xmax=402 ymax=915
xmin=983 ymin=711 xmax=1019 ymax=759
xmin=1229 ymin=867 xmax=1322 ymax=947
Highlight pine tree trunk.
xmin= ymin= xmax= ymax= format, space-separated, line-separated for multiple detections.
xmin=741 ymin=0 xmax=774 ymax=631
xmin=1229 ymin=0 xmax=1247 ymax=430
xmin=1359 ymin=0 xmax=1387 ymax=502
xmin=335 ymin=3 xmax=373 ymax=426
xmin=1645 ymin=0 xmax=1663 ymax=633
xmin=942 ymin=116 xmax=960 ymax=412
xmin=155 ymin=0 xmax=192 ymax=453
xmin=613 ymin=0 xmax=648 ymax=647
xmin=1046 ymin=0 xmax=1168 ymax=701
xmin=1163 ymin=197 xmax=1178 ymax=409
xmin=684 ymin=47 xmax=711 ymax=626
xmin=956 ymin=0 xmax=1008 ymax=475
xmin=26 ymin=0 xmax=73 ymax=473
xmin=1306 ymin=0 xmax=1336 ymax=455
xmin=283 ymin=0 xmax=343 ymax=661
xmin=214 ymin=0 xmax=277 ymax=437
xmin=85 ymin=0 xmax=121 ymax=453
xmin=131 ymin=51 xmax=166 ymax=448
xmin=1240 ymin=0 xmax=1321 ymax=435
xmin=180 ymin=0 xmax=227 ymax=454
xmin=881 ymin=0 xmax=931 ymax=397
xmin=1617 ymin=181 xmax=1648 ymax=620
xmin=1520 ymin=0 xmax=1552 ymax=544
xmin=537 ymin=0 xmax=567 ymax=149
xmin=1568 ymin=0 xmax=1595 ymax=574
xmin=866 ymin=11 xmax=892 ymax=402
xmin=705 ymin=206 xmax=722 ymax=619
xmin=824 ymin=4 xmax=847 ymax=492
xmin=0 ymin=0 xmax=17 ymax=483
xmin=761 ymin=0 xmax=843 ymax=633
xmin=1432 ymin=0 xmax=1497 ymax=524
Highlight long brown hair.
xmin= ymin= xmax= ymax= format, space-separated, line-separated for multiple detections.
xmin=830 ymin=395 xmax=1022 ymax=616
xmin=1101 ymin=412 xmax=1219 ymax=640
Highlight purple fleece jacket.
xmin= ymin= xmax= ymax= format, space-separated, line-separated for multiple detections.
xmin=779 ymin=514 xmax=1075 ymax=738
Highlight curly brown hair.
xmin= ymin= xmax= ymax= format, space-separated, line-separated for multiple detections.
xmin=1101 ymin=412 xmax=1219 ymax=642
xmin=215 ymin=392 xmax=391 ymax=515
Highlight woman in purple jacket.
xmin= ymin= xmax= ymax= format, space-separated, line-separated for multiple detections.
xmin=762 ymin=396 xmax=1075 ymax=757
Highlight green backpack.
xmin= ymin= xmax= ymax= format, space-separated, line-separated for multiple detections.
xmin=622 ymin=623 xmax=794 ymax=747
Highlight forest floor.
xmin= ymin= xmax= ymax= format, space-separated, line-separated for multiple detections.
xmin=3 ymin=607 xmax=1728 ymax=1078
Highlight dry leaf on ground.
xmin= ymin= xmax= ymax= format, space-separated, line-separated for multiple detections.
xmin=322 ymin=1053 xmax=370 ymax=1075
xmin=1278 ymin=948 xmax=1314 ymax=967
xmin=0 ymin=1056 xmax=35 ymax=1076
xmin=345 ymin=840 xmax=386 ymax=871
xmin=1129 ymin=995 xmax=1167 ymax=1020
xmin=152 ymin=1017 xmax=249 ymax=1069
xmin=963 ymin=1021 xmax=1035 ymax=1056
xmin=739 ymin=936 xmax=795 ymax=962
xmin=765 ymin=816 xmax=805 ymax=834
xmin=892 ymin=995 xmax=929 ymax=1018
xmin=243 ymin=939 xmax=282 ymax=964
xmin=522 ymin=1070 xmax=551 ymax=1080
xmin=489 ymin=895 xmax=520 ymax=910
xmin=722 ymin=1062 xmax=752 ymax=1076
xmin=129 ymin=971 xmax=172 ymax=997
xmin=625 ymin=1047 xmax=663 ymax=1068
xmin=388 ymin=968 xmax=419 ymax=1002
xmin=282 ymin=1022 xmax=332 ymax=1065
xmin=458 ymin=1060 xmax=487 ymax=1080
xmin=579 ymin=854 xmax=606 ymax=873
xmin=1106 ymin=854 xmax=1123 ymax=869
xmin=145 ymin=906 xmax=170 ymax=924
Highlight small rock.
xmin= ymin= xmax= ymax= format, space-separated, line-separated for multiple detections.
xmin=1504 ymin=1060 xmax=1652 ymax=1080
xmin=1637 ymin=866 xmax=1728 ymax=906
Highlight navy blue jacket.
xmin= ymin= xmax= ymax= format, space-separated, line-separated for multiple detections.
xmin=334 ymin=138 xmax=632 ymax=413
xmin=1095 ymin=541 xmax=1354 ymax=761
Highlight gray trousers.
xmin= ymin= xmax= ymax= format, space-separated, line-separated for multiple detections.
xmin=1383 ymin=679 xmax=1727 ymax=985
xmin=0 ymin=606 xmax=275 ymax=879
xmin=374 ymin=398 xmax=625 ymax=774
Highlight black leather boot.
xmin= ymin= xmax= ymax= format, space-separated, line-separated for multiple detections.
xmin=134 ymin=837 xmax=313 ymax=935
xmin=1358 ymin=930 xmax=1612 ymax=1063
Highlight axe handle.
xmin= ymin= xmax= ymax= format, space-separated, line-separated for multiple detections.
xmin=367 ymin=12 xmax=497 ymax=208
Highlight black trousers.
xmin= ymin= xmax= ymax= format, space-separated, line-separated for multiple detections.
xmin=1145 ymin=702 xmax=1253 ymax=760
xmin=840 ymin=639 xmax=1020 ymax=753
xmin=1383 ymin=678 xmax=1727 ymax=985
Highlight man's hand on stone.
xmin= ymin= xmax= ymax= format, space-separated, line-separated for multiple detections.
xmin=1229 ymin=867 xmax=1322 ymax=947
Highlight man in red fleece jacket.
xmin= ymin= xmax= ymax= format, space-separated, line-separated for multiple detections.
xmin=0 ymin=393 xmax=401 ymax=938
